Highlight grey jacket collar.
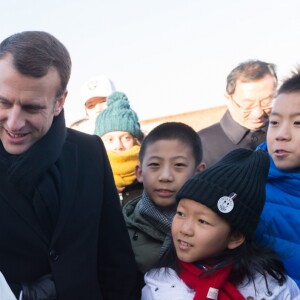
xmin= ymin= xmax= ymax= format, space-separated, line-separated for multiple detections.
xmin=220 ymin=110 xmax=267 ymax=145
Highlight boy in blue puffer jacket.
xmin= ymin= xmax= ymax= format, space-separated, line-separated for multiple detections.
xmin=257 ymin=69 xmax=300 ymax=287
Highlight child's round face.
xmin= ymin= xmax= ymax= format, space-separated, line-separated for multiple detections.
xmin=101 ymin=131 xmax=136 ymax=153
xmin=267 ymin=92 xmax=300 ymax=170
xmin=136 ymin=139 xmax=198 ymax=210
xmin=172 ymin=199 xmax=233 ymax=264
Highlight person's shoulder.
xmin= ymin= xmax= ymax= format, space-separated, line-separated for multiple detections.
xmin=256 ymin=141 xmax=268 ymax=151
xmin=238 ymin=272 xmax=300 ymax=299
xmin=198 ymin=110 xmax=227 ymax=134
xmin=123 ymin=196 xmax=141 ymax=211
xmin=123 ymin=196 xmax=142 ymax=223
xmin=145 ymin=268 xmax=179 ymax=284
xmin=66 ymin=127 xmax=99 ymax=143
xmin=122 ymin=185 xmax=144 ymax=207
xmin=198 ymin=121 xmax=220 ymax=133
xmin=123 ymin=197 xmax=166 ymax=239
xmin=198 ymin=122 xmax=221 ymax=138
xmin=284 ymin=276 xmax=300 ymax=299
xmin=69 ymin=117 xmax=88 ymax=128
xmin=66 ymin=128 xmax=105 ymax=156
xmin=69 ymin=118 xmax=95 ymax=134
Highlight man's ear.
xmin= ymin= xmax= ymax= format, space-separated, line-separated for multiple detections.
xmin=54 ymin=90 xmax=68 ymax=116
xmin=135 ymin=164 xmax=143 ymax=183
xmin=195 ymin=162 xmax=206 ymax=174
xmin=227 ymin=232 xmax=245 ymax=250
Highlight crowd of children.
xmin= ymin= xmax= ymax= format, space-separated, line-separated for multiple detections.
xmin=142 ymin=148 xmax=300 ymax=299
xmin=68 ymin=69 xmax=300 ymax=298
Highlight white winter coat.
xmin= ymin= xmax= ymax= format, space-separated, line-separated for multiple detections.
xmin=0 ymin=272 xmax=16 ymax=300
xmin=142 ymin=268 xmax=300 ymax=300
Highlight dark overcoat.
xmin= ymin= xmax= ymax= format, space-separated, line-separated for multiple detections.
xmin=0 ymin=128 xmax=138 ymax=300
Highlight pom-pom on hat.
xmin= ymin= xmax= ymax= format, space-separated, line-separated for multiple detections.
xmin=81 ymin=75 xmax=115 ymax=106
xmin=176 ymin=148 xmax=270 ymax=237
xmin=94 ymin=91 xmax=144 ymax=140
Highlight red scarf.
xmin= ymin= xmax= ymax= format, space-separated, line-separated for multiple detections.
xmin=179 ymin=260 xmax=245 ymax=300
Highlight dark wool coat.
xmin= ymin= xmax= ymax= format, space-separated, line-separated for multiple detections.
xmin=0 ymin=114 xmax=138 ymax=300
xmin=198 ymin=110 xmax=267 ymax=167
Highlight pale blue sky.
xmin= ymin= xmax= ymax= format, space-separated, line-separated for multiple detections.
xmin=1 ymin=0 xmax=300 ymax=125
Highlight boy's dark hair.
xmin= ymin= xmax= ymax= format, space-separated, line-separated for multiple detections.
xmin=278 ymin=67 xmax=300 ymax=95
xmin=0 ymin=31 xmax=71 ymax=98
xmin=226 ymin=60 xmax=277 ymax=95
xmin=139 ymin=122 xmax=203 ymax=166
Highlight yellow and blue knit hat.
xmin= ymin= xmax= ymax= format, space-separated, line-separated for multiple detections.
xmin=94 ymin=91 xmax=144 ymax=140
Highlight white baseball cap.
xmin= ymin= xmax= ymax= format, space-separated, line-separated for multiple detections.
xmin=81 ymin=75 xmax=116 ymax=106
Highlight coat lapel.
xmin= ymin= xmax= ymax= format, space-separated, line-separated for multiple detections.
xmin=51 ymin=140 xmax=78 ymax=245
xmin=0 ymin=179 xmax=49 ymax=246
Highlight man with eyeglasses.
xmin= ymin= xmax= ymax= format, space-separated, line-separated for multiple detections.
xmin=198 ymin=60 xmax=277 ymax=167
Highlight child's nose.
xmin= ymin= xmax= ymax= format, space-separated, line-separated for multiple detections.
xmin=275 ymin=124 xmax=291 ymax=141
xmin=180 ymin=219 xmax=193 ymax=236
xmin=158 ymin=166 xmax=173 ymax=182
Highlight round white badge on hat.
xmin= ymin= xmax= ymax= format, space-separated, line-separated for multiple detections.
xmin=217 ymin=193 xmax=237 ymax=213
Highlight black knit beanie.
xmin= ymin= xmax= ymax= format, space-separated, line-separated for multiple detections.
xmin=176 ymin=148 xmax=270 ymax=237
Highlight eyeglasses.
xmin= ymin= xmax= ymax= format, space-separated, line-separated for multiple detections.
xmin=230 ymin=95 xmax=274 ymax=113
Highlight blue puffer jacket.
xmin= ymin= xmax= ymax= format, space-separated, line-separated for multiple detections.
xmin=256 ymin=142 xmax=300 ymax=287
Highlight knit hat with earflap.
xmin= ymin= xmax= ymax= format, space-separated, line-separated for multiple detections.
xmin=94 ymin=91 xmax=144 ymax=140
xmin=176 ymin=148 xmax=270 ymax=237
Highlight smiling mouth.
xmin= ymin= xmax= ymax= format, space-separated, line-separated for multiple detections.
xmin=178 ymin=240 xmax=192 ymax=249
xmin=7 ymin=132 xmax=27 ymax=138
xmin=5 ymin=129 xmax=28 ymax=139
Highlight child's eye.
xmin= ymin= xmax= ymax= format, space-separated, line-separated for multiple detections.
xmin=148 ymin=162 xmax=159 ymax=167
xmin=104 ymin=138 xmax=113 ymax=143
xmin=122 ymin=135 xmax=132 ymax=141
xmin=269 ymin=120 xmax=278 ymax=126
xmin=294 ymin=121 xmax=300 ymax=126
xmin=175 ymin=163 xmax=187 ymax=167
xmin=176 ymin=211 xmax=184 ymax=217
xmin=199 ymin=219 xmax=209 ymax=225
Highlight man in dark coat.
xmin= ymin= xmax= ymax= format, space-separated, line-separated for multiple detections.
xmin=198 ymin=60 xmax=277 ymax=167
xmin=0 ymin=31 xmax=138 ymax=300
